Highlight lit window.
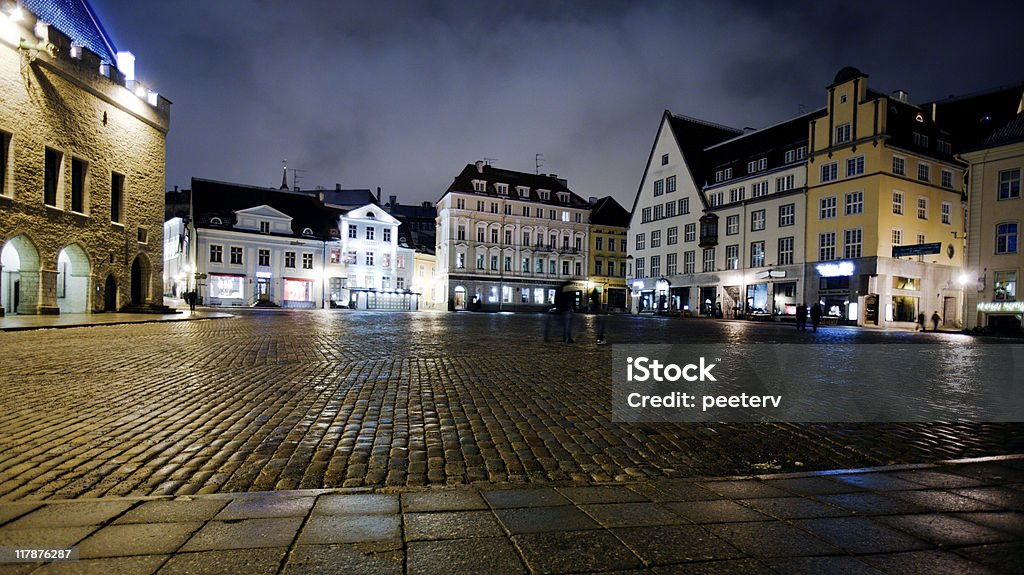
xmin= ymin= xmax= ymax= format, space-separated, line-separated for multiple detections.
xmin=751 ymin=210 xmax=766 ymax=231
xmin=893 ymin=190 xmax=904 ymax=215
xmin=941 ymin=202 xmax=951 ymax=225
xmin=726 ymin=244 xmax=739 ymax=270
xmin=750 ymin=241 xmax=765 ymax=268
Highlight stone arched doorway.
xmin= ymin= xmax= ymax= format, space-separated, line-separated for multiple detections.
xmin=57 ymin=245 xmax=91 ymax=313
xmin=130 ymin=255 xmax=150 ymax=305
xmin=104 ymin=274 xmax=117 ymax=311
xmin=1 ymin=235 xmax=41 ymax=315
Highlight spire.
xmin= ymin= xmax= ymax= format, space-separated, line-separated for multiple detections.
xmin=280 ymin=160 xmax=288 ymax=190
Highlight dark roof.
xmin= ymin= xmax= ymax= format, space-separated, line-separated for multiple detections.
xmin=386 ymin=202 xmax=437 ymax=220
xmin=444 ymin=163 xmax=590 ymax=208
xmin=978 ymin=112 xmax=1024 ymax=148
xmin=930 ymin=84 xmax=1024 ymax=151
xmin=703 ymin=109 xmax=824 ymax=182
xmin=832 ymin=66 xmax=867 ymax=86
xmin=22 ymin=0 xmax=117 ymax=64
xmin=589 ymin=196 xmax=630 ymax=227
xmin=319 ymin=188 xmax=378 ymax=209
xmin=666 ymin=114 xmax=744 ymax=187
xmin=190 ymin=178 xmax=342 ymax=240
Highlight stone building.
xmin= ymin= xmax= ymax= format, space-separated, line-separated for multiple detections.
xmin=0 ymin=0 xmax=170 ymax=315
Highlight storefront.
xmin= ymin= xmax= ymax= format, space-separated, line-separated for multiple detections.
xmin=206 ymin=273 xmax=245 ymax=306
xmin=350 ymin=288 xmax=419 ymax=311
xmin=283 ymin=277 xmax=316 ymax=308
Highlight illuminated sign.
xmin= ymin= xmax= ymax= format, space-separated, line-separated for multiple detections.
xmin=632 ymin=281 xmax=645 ymax=291
xmin=977 ymin=302 xmax=1024 ymax=313
xmin=255 ymin=271 xmax=273 ymax=279
xmin=816 ymin=261 xmax=854 ymax=277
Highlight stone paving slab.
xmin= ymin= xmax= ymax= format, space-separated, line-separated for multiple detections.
xmin=0 ymin=457 xmax=1020 ymax=574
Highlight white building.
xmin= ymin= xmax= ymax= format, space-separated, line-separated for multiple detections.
xmin=436 ymin=162 xmax=591 ymax=311
xmin=338 ymin=203 xmax=417 ymax=310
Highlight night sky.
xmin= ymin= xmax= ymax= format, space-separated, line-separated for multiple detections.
xmin=95 ymin=1 xmax=1024 ymax=208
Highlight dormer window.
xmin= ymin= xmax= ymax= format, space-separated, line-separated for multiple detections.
xmin=495 ymin=183 xmax=508 ymax=195
xmin=210 ymin=217 xmax=223 ymax=225
xmin=260 ymin=221 xmax=270 ymax=233
xmin=472 ymin=180 xmax=486 ymax=192
xmin=302 ymin=227 xmax=314 ymax=237
xmin=516 ymin=186 xmax=530 ymax=198
xmin=556 ymin=192 xmax=569 ymax=203
xmin=714 ymin=168 xmax=733 ymax=183
xmin=537 ymin=189 xmax=550 ymax=201
xmin=747 ymin=158 xmax=767 ymax=173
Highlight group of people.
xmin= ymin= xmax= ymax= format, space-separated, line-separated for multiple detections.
xmin=794 ymin=302 xmax=823 ymax=332
xmin=917 ymin=311 xmax=942 ymax=332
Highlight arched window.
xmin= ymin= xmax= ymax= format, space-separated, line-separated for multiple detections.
xmin=302 ymin=227 xmax=314 ymax=236
xmin=210 ymin=217 xmax=223 ymax=225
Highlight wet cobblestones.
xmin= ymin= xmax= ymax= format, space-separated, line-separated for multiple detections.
xmin=0 ymin=310 xmax=1021 ymax=501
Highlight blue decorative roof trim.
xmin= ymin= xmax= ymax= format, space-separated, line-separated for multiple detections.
xmin=21 ymin=0 xmax=118 ymax=64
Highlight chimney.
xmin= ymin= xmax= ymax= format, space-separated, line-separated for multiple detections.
xmin=589 ymin=196 xmax=598 ymax=206
xmin=893 ymin=90 xmax=909 ymax=103
xmin=376 ymin=187 xmax=382 ymax=204
xmin=475 ymin=160 xmax=484 ymax=173
xmin=335 ymin=183 xmax=341 ymax=191
xmin=422 ymin=201 xmax=431 ymax=207
xmin=389 ymin=195 xmax=397 ymax=207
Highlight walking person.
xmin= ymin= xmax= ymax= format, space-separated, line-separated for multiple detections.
xmin=931 ymin=310 xmax=941 ymax=332
xmin=795 ymin=302 xmax=807 ymax=331
xmin=187 ymin=290 xmax=197 ymax=312
xmin=917 ymin=312 xmax=926 ymax=332
xmin=810 ymin=302 xmax=822 ymax=332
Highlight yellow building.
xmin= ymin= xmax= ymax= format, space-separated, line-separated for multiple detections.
xmin=587 ymin=196 xmax=630 ymax=311
xmin=962 ymin=113 xmax=1024 ymax=330
xmin=805 ymin=68 xmax=967 ymax=327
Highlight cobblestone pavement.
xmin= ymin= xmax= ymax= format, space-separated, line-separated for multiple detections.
xmin=0 ymin=310 xmax=1022 ymax=501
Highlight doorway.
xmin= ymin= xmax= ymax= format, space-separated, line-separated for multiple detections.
xmin=943 ymin=296 xmax=956 ymax=328
xmin=453 ymin=286 xmax=466 ymax=310
xmin=104 ymin=275 xmax=117 ymax=311
xmin=130 ymin=257 xmax=143 ymax=304
xmin=257 ymin=278 xmax=271 ymax=302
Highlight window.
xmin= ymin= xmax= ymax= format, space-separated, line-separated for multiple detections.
xmin=661 ymin=153 xmax=669 ymax=165
xmin=839 ymin=94 xmax=848 ymax=104
xmin=846 ymin=156 xmax=864 ymax=177
xmin=776 ymin=174 xmax=794 ymax=192
xmin=941 ymin=169 xmax=953 ymax=189
xmin=71 ymin=157 xmax=87 ymax=213
xmin=495 ymin=183 xmax=507 ymax=195
xmin=666 ymin=175 xmax=676 ymax=193
xmin=917 ymin=163 xmax=930 ymax=183
xmin=490 ymin=202 xmax=498 ymax=214
xmin=366 ymin=252 xmax=374 ymax=266
xmin=549 ymin=209 xmax=557 ymax=220
xmin=725 ymin=215 xmax=739 ymax=236
xmin=230 ymin=246 xmax=243 ymax=265
xmin=260 ymin=221 xmax=270 ymax=233
xmin=747 ymin=158 xmax=767 ymax=173
xmin=535 ymin=258 xmax=543 ymax=273
xmin=348 ymin=226 xmax=358 ymax=239
xmin=654 ymin=179 xmax=664 ymax=196
xmin=913 ymin=132 xmax=929 ymax=148
xmin=635 ymin=257 xmax=645 ymax=278
xmin=684 ymin=223 xmax=696 ymax=242
xmin=258 ymin=249 xmax=270 ymax=267
xmin=0 ymin=130 xmax=9 ymax=197
xmin=44 ymin=148 xmax=62 ymax=207
xmin=635 ymin=233 xmax=645 ymax=250
xmin=650 ymin=255 xmax=661 ymax=277
xmin=893 ymin=190 xmax=904 ymax=215
xmin=821 ymin=162 xmax=838 ymax=183
xmin=750 ymin=241 xmax=765 ymax=267
xmin=472 ymin=180 xmax=485 ymax=192
xmin=785 ymin=147 xmax=806 ymax=163
xmin=917 ymin=197 xmax=928 ymax=220
xmin=667 ymin=226 xmax=678 ymax=245
xmin=302 ymin=227 xmax=313 ymax=237
xmin=110 ymin=172 xmax=124 ymax=223
xmin=383 ymin=229 xmax=392 ymax=242
xmin=709 ymin=192 xmax=724 ymax=207
xmin=702 ymin=248 xmax=716 ymax=272
xmin=666 ymin=253 xmax=677 ymax=275
xmin=779 ymin=204 xmax=795 ymax=227
xmin=778 ymin=237 xmax=794 ymax=265
xmin=893 ymin=156 xmax=906 ymax=176
xmin=285 ymin=251 xmax=296 ymax=268
xmin=999 ymin=169 xmax=1021 ymax=200
xmin=845 ymin=191 xmax=863 ymax=215
xmin=650 ymin=230 xmax=661 ymax=248
xmin=490 ymin=229 xmax=498 ymax=243
xmin=477 ymin=200 xmax=485 ymax=211
xmin=595 ymin=260 xmax=603 ymax=276
xmin=621 ymin=239 xmax=627 ymax=252
xmin=575 ymin=213 xmax=582 ymax=223
xmin=835 ymin=123 xmax=851 ymax=144
xmin=476 ymin=254 xmax=485 ymax=269
xmin=653 ymin=204 xmax=664 ymax=220
xmin=729 ymin=187 xmax=745 ymax=203
xmin=505 ymin=256 xmax=512 ymax=272
xmin=366 ymin=227 xmax=375 ymax=240
xmin=844 ymin=228 xmax=862 ymax=259
xmin=819 ymin=232 xmax=836 ymax=260
xmin=210 ymin=245 xmax=223 ymax=263
xmin=456 ymin=198 xmax=466 ymax=209
xmin=477 ymin=228 xmax=485 ymax=242
xmin=994 ymin=271 xmax=1017 ymax=301
xmin=457 ymin=225 xmax=466 ymax=241
xmin=574 ymin=237 xmax=582 ymax=250
xmin=715 ymin=168 xmax=733 ymax=182
xmin=641 ymin=207 xmax=652 ymax=223
xmin=751 ymin=210 xmax=766 ymax=231
xmin=665 ymin=201 xmax=676 ymax=218
xmin=820 ymin=196 xmax=837 ymax=219
xmin=680 ymin=198 xmax=690 ymax=214
xmin=137 ymin=227 xmax=148 ymax=244
xmin=302 ymin=253 xmax=313 ymax=269
xmin=892 ymin=228 xmax=903 ymax=247
xmin=456 ymin=253 xmax=465 ymax=269
xmin=938 ymin=140 xmax=952 ymax=155
xmin=752 ymin=181 xmax=768 ymax=197
xmin=684 ymin=251 xmax=695 ymax=274
xmin=941 ymin=202 xmax=951 ymax=225
xmin=996 ymin=223 xmax=1018 ymax=254
xmin=726 ymin=244 xmax=739 ymax=270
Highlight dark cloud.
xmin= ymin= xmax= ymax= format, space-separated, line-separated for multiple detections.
xmin=94 ymin=0 xmax=1024 ymax=207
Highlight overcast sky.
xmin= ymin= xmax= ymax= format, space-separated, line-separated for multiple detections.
xmin=96 ymin=0 xmax=1024 ymax=208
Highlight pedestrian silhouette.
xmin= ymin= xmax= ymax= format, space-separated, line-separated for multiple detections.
xmin=187 ymin=290 xmax=197 ymax=312
xmin=917 ymin=312 xmax=926 ymax=332
xmin=795 ymin=302 xmax=807 ymax=331
xmin=810 ymin=302 xmax=822 ymax=332
xmin=931 ymin=311 xmax=941 ymax=331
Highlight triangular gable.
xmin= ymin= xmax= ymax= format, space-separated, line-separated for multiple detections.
xmin=345 ymin=203 xmax=400 ymax=225
xmin=235 ymin=204 xmax=293 ymax=221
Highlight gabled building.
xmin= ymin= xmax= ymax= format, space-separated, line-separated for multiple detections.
xmin=587 ymin=196 xmax=630 ymax=312
xmin=436 ymin=161 xmax=590 ymax=311
xmin=1 ymin=0 xmax=170 ymax=315
xmin=339 ymin=202 xmax=417 ymax=310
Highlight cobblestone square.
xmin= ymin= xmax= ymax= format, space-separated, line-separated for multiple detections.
xmin=1 ymin=310 xmax=1022 ymax=501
